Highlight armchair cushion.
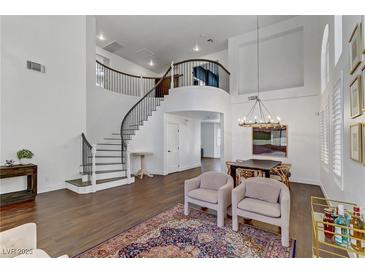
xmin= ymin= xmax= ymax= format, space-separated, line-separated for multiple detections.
xmin=200 ymin=171 xmax=229 ymax=190
xmin=245 ymin=179 xmax=281 ymax=203
xmin=188 ymin=188 xmax=218 ymax=204
xmin=238 ymin=198 xmax=281 ymax=218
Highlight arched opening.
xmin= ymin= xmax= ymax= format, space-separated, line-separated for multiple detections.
xmin=334 ymin=16 xmax=343 ymax=66
xmin=321 ymin=24 xmax=329 ymax=93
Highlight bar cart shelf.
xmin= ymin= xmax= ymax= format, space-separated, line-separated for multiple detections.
xmin=311 ymin=196 xmax=365 ymax=258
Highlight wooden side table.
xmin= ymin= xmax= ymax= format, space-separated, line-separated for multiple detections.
xmin=0 ymin=164 xmax=38 ymax=207
xmin=131 ymin=152 xmax=153 ymax=179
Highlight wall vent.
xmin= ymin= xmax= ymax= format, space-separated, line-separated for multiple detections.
xmin=26 ymin=61 xmax=45 ymax=73
xmin=103 ymin=41 xmax=123 ymax=53
xmin=136 ymin=48 xmax=155 ymax=57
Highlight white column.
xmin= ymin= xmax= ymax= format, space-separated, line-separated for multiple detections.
xmin=170 ymin=61 xmax=174 ymax=89
xmin=91 ymin=144 xmax=97 ymax=192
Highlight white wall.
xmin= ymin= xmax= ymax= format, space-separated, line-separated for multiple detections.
xmin=200 ymin=49 xmax=229 ymax=70
xmin=201 ymin=122 xmax=221 ymax=158
xmin=96 ymin=46 xmax=158 ymax=77
xmin=232 ymin=95 xmax=321 ymax=184
xmin=229 ymin=15 xmax=322 ymax=185
xmin=128 ymin=86 xmax=231 ymax=175
xmin=229 ymin=16 xmax=321 ymax=98
xmin=0 ymin=16 xmax=88 ymax=193
xmin=319 ymin=15 xmax=365 ymax=207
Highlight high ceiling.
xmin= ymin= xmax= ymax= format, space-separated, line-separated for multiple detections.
xmin=95 ymin=15 xmax=296 ymax=73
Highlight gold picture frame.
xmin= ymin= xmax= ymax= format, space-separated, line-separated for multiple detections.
xmin=350 ymin=76 xmax=362 ymax=118
xmin=350 ymin=123 xmax=362 ymax=162
xmin=349 ymin=23 xmax=362 ymax=74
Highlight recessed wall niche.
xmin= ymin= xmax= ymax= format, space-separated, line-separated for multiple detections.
xmin=238 ymin=27 xmax=304 ymax=94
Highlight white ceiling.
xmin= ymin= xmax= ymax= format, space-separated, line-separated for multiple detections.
xmin=95 ymin=15 xmax=296 ymax=73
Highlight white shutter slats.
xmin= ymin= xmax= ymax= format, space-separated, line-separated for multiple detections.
xmin=330 ymin=85 xmax=342 ymax=179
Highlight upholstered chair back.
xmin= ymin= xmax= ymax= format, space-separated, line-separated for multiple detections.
xmin=200 ymin=171 xmax=230 ymax=190
xmin=243 ymin=177 xmax=290 ymax=204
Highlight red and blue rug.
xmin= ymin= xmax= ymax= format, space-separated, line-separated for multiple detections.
xmin=77 ymin=204 xmax=296 ymax=258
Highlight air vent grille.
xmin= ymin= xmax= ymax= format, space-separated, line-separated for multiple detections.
xmin=103 ymin=41 xmax=123 ymax=53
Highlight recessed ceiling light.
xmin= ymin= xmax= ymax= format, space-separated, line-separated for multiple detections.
xmin=97 ymin=34 xmax=106 ymax=41
xmin=148 ymin=60 xmax=154 ymax=66
xmin=193 ymin=44 xmax=200 ymax=52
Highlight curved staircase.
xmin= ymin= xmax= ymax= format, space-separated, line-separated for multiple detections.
xmin=67 ymin=59 xmax=230 ymax=194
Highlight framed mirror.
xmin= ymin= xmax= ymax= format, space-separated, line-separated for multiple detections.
xmin=252 ymin=126 xmax=288 ymax=157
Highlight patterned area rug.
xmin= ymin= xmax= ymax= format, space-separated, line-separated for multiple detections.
xmin=77 ymin=204 xmax=296 ymax=258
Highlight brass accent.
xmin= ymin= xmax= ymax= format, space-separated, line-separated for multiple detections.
xmin=311 ymin=196 xmax=365 ymax=258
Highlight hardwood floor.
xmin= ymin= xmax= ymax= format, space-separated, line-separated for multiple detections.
xmin=0 ymin=158 xmax=323 ymax=258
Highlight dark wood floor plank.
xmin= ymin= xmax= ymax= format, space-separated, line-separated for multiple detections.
xmin=0 ymin=158 xmax=323 ymax=258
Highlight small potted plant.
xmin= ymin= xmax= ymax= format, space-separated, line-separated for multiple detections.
xmin=17 ymin=149 xmax=34 ymax=165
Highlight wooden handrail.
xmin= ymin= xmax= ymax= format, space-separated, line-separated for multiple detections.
xmin=96 ymin=60 xmax=159 ymax=80
xmin=174 ymin=58 xmax=230 ymax=75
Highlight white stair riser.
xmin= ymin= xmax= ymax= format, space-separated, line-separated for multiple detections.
xmin=96 ymin=150 xmax=121 ymax=156
xmin=96 ymin=177 xmax=131 ymax=191
xmin=96 ymin=171 xmax=126 ymax=180
xmin=95 ymin=164 xmax=124 ymax=171
xmin=94 ymin=157 xmax=123 ymax=163
xmin=66 ymin=177 xmax=135 ymax=194
xmin=97 ymin=144 xmax=121 ymax=149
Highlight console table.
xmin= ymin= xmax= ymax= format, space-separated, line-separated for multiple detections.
xmin=131 ymin=152 xmax=153 ymax=179
xmin=0 ymin=164 xmax=37 ymax=207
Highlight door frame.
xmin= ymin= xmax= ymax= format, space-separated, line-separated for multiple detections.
xmin=166 ymin=122 xmax=180 ymax=174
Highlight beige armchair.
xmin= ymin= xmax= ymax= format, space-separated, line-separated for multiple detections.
xmin=232 ymin=177 xmax=290 ymax=247
xmin=184 ymin=171 xmax=234 ymax=227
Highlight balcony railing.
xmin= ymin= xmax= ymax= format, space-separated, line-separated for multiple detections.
xmin=96 ymin=59 xmax=230 ymax=96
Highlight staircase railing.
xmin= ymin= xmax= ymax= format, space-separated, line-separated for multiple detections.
xmin=81 ymin=133 xmax=96 ymax=192
xmin=119 ymin=59 xmax=230 ymax=176
xmin=96 ymin=60 xmax=158 ymax=96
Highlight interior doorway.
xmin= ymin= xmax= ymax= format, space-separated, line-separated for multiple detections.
xmin=167 ymin=123 xmax=180 ymax=173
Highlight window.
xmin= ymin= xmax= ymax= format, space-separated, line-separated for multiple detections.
xmin=320 ymin=103 xmax=329 ymax=166
xmin=321 ymin=25 xmax=330 ymax=93
xmin=330 ymin=75 xmax=343 ymax=188
xmin=334 ymin=16 xmax=343 ymax=66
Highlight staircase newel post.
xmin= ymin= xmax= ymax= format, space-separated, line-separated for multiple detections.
xmin=170 ymin=61 xmax=174 ymax=89
xmin=140 ymin=75 xmax=143 ymax=97
xmin=126 ymin=148 xmax=132 ymax=184
xmin=91 ymin=144 xmax=97 ymax=193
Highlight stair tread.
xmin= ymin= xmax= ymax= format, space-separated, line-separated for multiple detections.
xmin=89 ymin=155 xmax=123 ymax=158
xmin=97 ymin=143 xmax=120 ymax=145
xmin=82 ymin=162 xmax=123 ymax=166
xmin=81 ymin=169 xmax=124 ymax=175
xmin=96 ymin=149 xmax=122 ymax=151
xmin=66 ymin=176 xmax=127 ymax=187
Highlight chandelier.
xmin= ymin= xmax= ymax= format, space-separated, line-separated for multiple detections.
xmin=238 ymin=16 xmax=282 ymax=128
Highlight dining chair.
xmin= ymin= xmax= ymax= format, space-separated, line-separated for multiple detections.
xmin=236 ymin=167 xmax=264 ymax=185
xmin=270 ymin=164 xmax=292 ymax=189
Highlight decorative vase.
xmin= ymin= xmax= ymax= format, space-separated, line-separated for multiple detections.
xmin=20 ymin=158 xmax=31 ymax=165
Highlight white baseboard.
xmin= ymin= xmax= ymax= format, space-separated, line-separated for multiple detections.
xmin=290 ymin=177 xmax=321 ymax=186
xmin=178 ymin=163 xmax=201 ymax=172
xmin=38 ymin=183 xmax=66 ymax=194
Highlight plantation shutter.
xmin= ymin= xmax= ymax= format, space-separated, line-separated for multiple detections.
xmin=330 ymin=85 xmax=343 ymax=178
xmin=320 ymin=104 xmax=329 ymax=165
